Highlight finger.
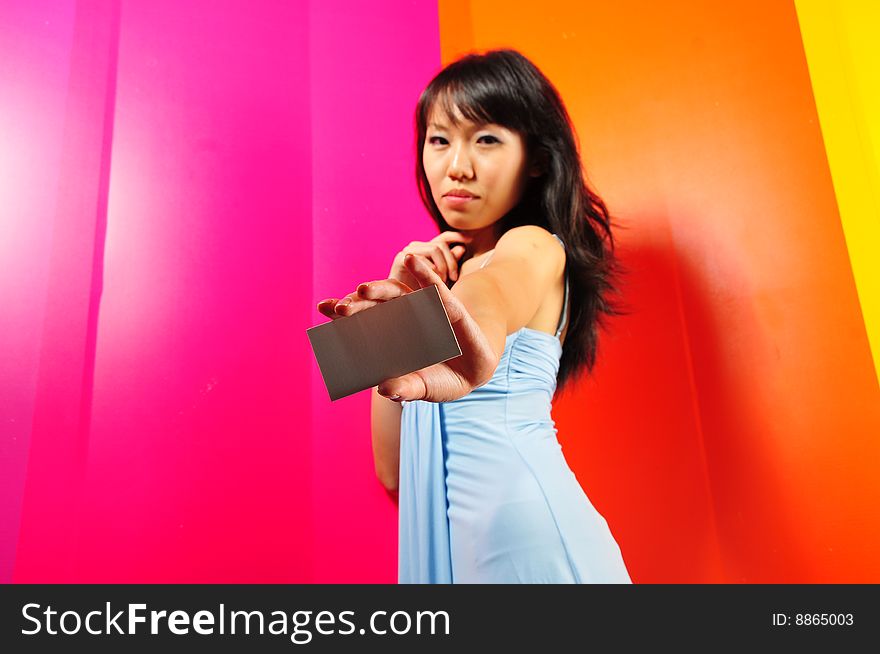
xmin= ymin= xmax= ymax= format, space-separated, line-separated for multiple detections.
xmin=434 ymin=243 xmax=459 ymax=282
xmin=404 ymin=254 xmax=464 ymax=319
xmin=357 ymin=278 xmax=413 ymax=300
xmin=331 ymin=292 xmax=356 ymax=315
xmin=408 ymin=254 xmax=468 ymax=317
xmin=404 ymin=244 xmax=443 ymax=278
xmin=317 ymin=298 xmax=344 ymax=320
xmin=436 ymin=231 xmax=474 ymax=243
xmin=337 ymin=278 xmax=414 ymax=317
xmin=335 ymin=298 xmax=382 ymax=316
xmin=404 ymin=253 xmax=443 ymax=288
xmin=428 ymin=247 xmax=450 ymax=281
xmin=436 ymin=233 xmax=472 ymax=280
xmin=333 ymin=290 xmax=383 ymax=317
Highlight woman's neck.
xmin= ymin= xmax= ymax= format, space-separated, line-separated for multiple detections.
xmin=464 ymin=223 xmax=500 ymax=258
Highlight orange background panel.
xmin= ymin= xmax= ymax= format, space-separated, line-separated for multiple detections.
xmin=440 ymin=0 xmax=880 ymax=582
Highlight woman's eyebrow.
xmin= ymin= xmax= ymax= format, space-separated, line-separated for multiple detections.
xmin=428 ymin=121 xmax=498 ymax=132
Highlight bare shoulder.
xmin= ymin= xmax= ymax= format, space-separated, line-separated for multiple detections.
xmin=483 ymin=225 xmax=566 ymax=332
xmin=493 ymin=225 xmax=566 ymax=277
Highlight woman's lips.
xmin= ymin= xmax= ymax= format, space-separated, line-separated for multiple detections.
xmin=443 ymin=195 xmax=478 ymax=207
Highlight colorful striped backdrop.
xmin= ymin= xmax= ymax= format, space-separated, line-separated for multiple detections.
xmin=1 ymin=0 xmax=877 ymax=583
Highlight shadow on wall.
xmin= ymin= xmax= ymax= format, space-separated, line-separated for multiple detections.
xmin=554 ymin=208 xmax=837 ymax=583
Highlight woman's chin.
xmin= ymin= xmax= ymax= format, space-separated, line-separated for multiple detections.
xmin=441 ymin=211 xmax=497 ymax=232
xmin=443 ymin=214 xmax=478 ymax=229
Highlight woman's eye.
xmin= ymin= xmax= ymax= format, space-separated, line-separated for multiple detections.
xmin=428 ymin=136 xmax=447 ymax=145
xmin=477 ymin=135 xmax=500 ymax=144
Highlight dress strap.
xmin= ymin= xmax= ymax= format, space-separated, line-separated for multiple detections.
xmin=551 ymin=234 xmax=569 ymax=339
xmin=479 ymin=250 xmax=495 ymax=269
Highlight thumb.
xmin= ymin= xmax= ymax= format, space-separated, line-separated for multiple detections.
xmin=404 ymin=253 xmax=444 ymax=289
xmin=378 ymin=372 xmax=427 ymax=402
xmin=405 ymin=253 xmax=465 ymax=321
xmin=451 ymin=245 xmax=466 ymax=258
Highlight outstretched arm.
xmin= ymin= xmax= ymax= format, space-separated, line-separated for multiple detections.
xmin=372 ymin=225 xmax=564 ymax=400
xmin=317 ymin=226 xmax=564 ymax=402
xmin=320 ymin=254 xmax=498 ymax=402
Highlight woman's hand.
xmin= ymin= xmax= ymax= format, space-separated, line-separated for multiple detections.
xmin=316 ymin=253 xmax=498 ymax=403
xmin=388 ymin=231 xmax=472 ymax=290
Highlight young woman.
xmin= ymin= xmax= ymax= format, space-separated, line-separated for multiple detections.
xmin=318 ymin=49 xmax=631 ymax=583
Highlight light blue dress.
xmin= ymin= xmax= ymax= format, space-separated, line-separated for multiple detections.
xmin=398 ymin=233 xmax=632 ymax=583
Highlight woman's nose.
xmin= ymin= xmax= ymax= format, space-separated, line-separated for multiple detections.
xmin=447 ymin=144 xmax=474 ymax=180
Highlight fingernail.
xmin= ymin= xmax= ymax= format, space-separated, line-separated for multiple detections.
xmin=357 ymin=284 xmax=369 ymax=295
xmin=337 ymin=298 xmax=351 ymax=307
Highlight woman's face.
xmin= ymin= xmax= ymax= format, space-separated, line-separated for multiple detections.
xmin=423 ymin=104 xmax=536 ymax=233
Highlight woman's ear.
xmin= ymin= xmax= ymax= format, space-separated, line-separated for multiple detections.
xmin=528 ymin=150 xmax=548 ymax=177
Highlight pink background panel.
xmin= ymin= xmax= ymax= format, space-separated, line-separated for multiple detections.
xmin=0 ymin=0 xmax=78 ymax=584
xmin=10 ymin=0 xmax=313 ymax=583
xmin=309 ymin=1 xmax=441 ymax=583
xmin=3 ymin=0 xmax=439 ymax=583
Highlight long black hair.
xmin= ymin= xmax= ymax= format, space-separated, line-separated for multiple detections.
xmin=414 ymin=49 xmax=628 ymax=396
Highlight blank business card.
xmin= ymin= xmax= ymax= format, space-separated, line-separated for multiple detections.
xmin=307 ymin=285 xmax=462 ymax=401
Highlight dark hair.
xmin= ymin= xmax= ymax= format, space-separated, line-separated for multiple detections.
xmin=414 ymin=48 xmax=628 ymax=396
